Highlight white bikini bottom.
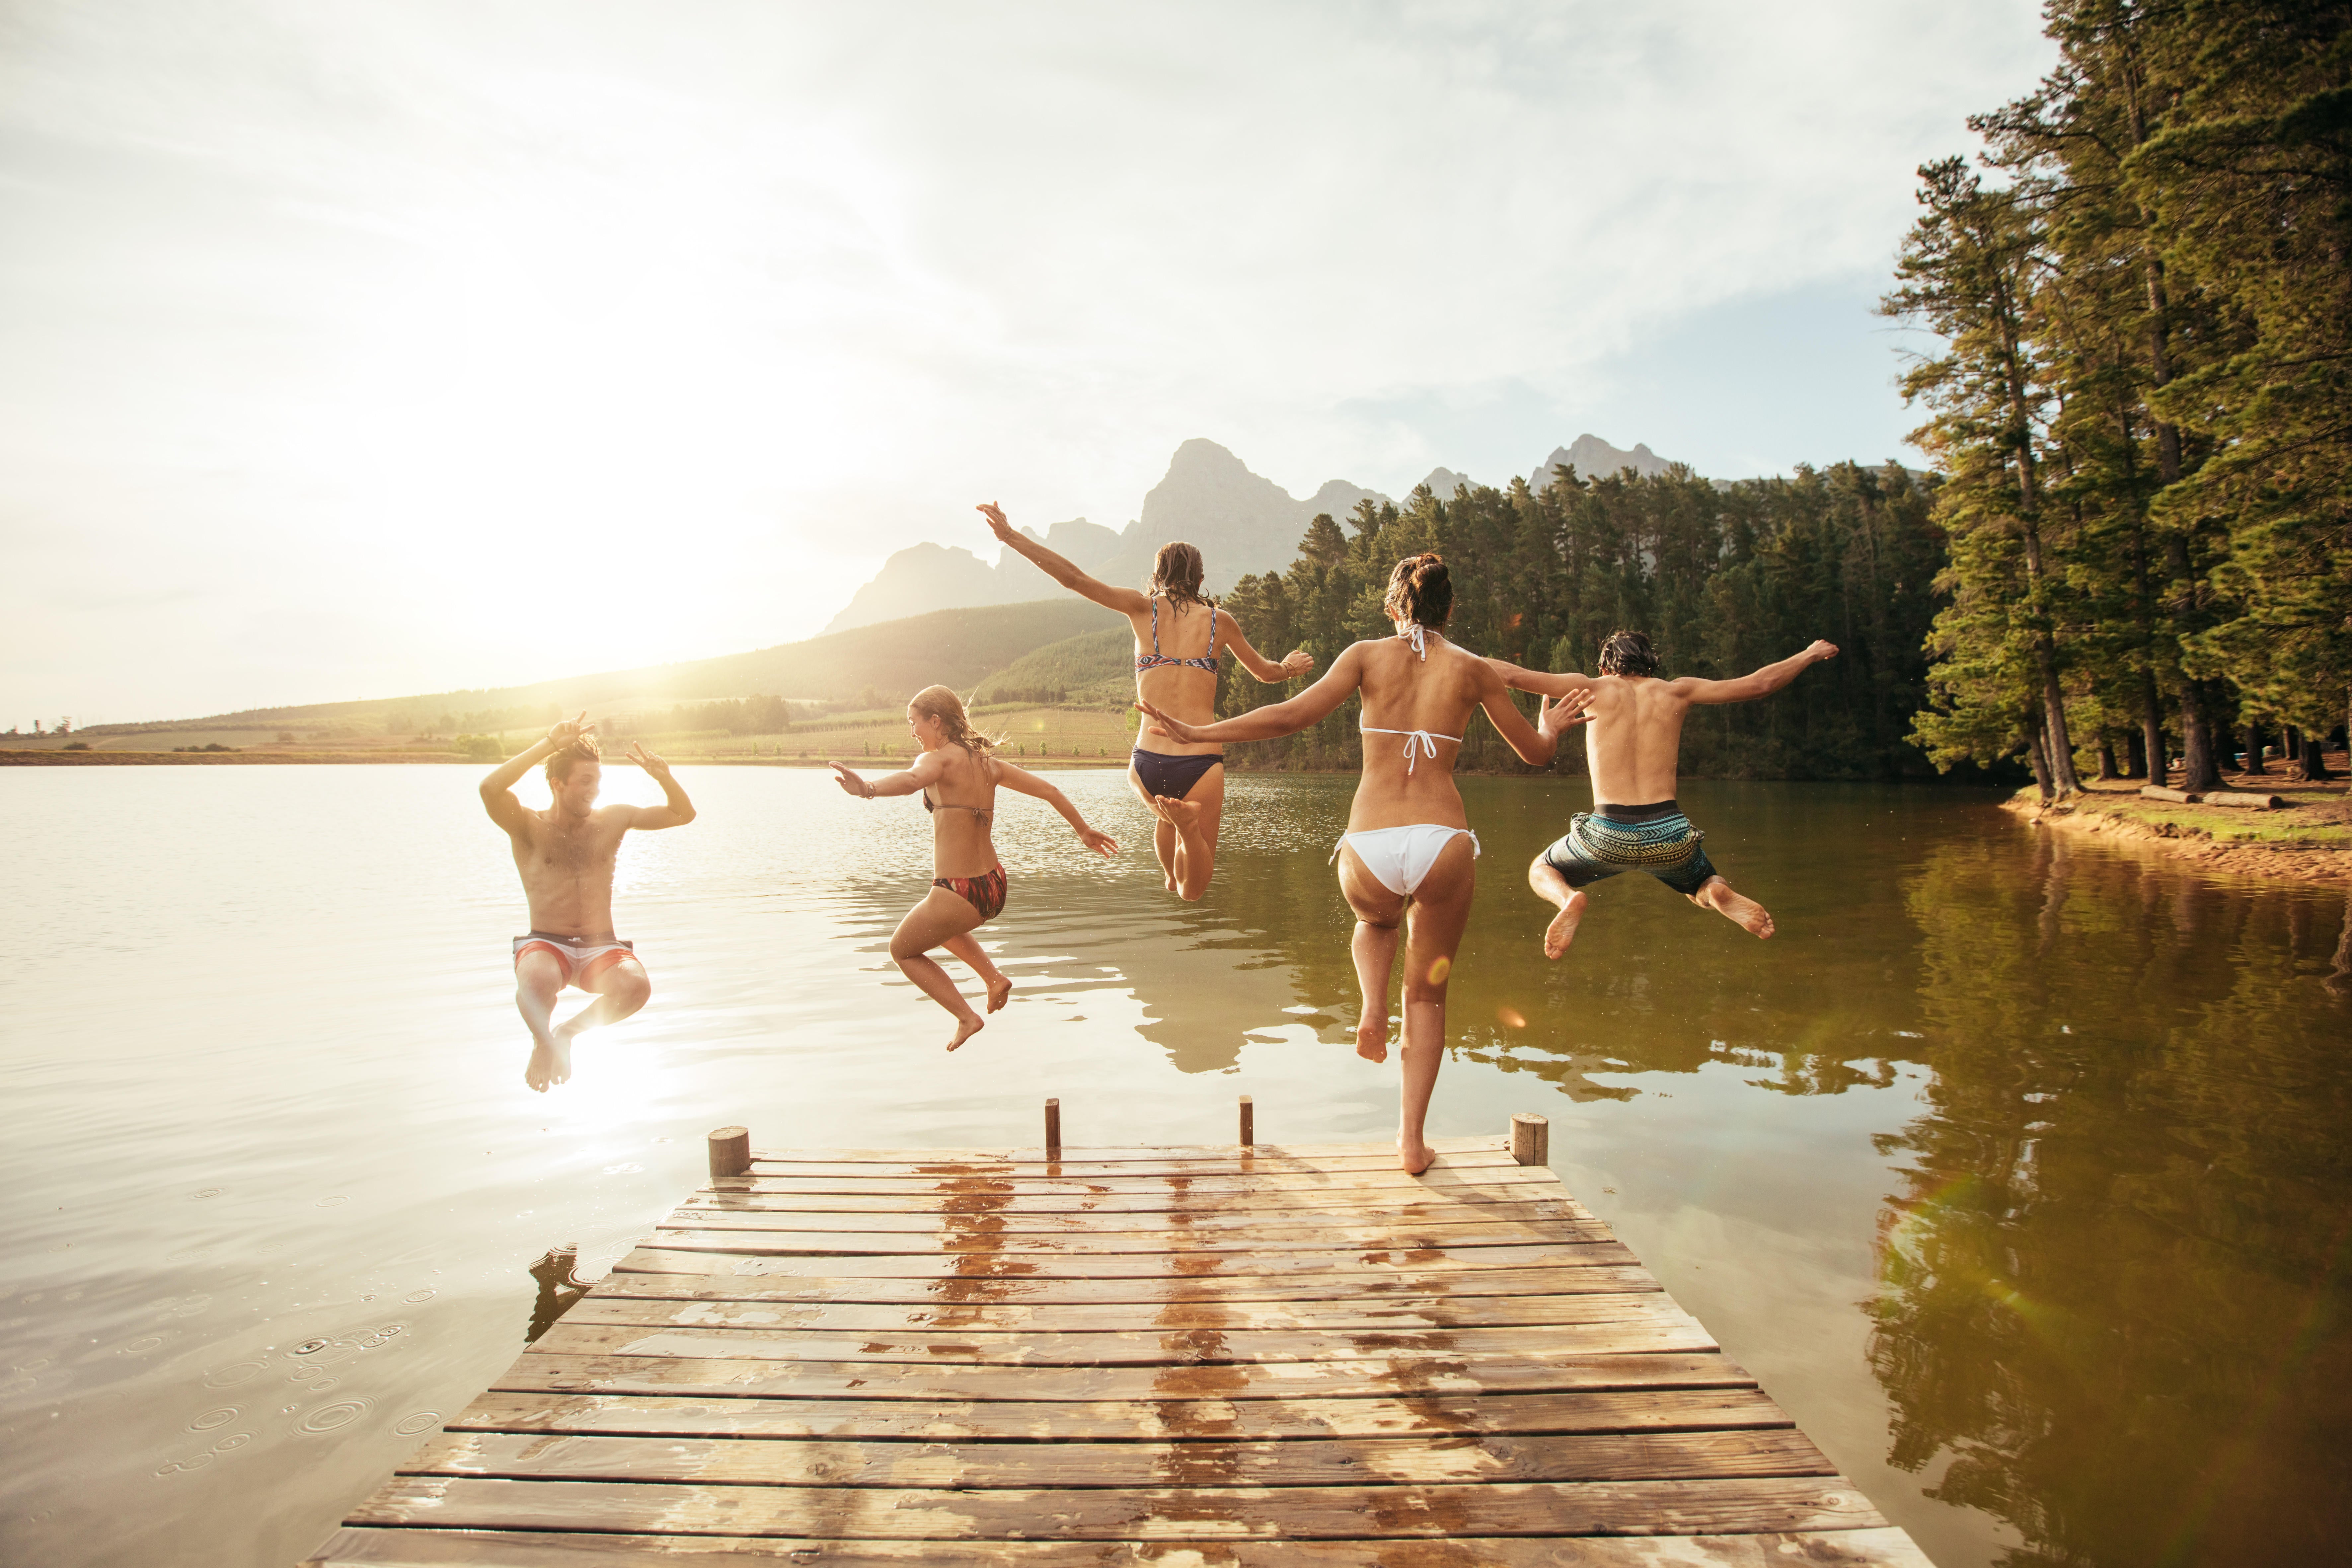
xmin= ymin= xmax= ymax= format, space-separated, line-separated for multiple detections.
xmin=1329 ymin=825 xmax=1481 ymax=897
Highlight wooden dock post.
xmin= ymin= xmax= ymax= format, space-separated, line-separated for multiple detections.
xmin=1044 ymin=1097 xmax=1061 ymax=1156
xmin=1510 ymin=1111 xmax=1549 ymax=1167
xmin=1238 ymin=1094 xmax=1254 ymax=1147
xmin=705 ymin=1125 xmax=750 ymax=1180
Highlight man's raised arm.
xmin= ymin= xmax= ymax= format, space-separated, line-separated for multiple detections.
xmin=622 ymin=743 xmax=696 ymax=829
xmin=480 ymin=713 xmax=591 ymax=833
xmin=978 ymin=502 xmax=1149 ymax=615
xmin=1676 ymin=640 xmax=1839 ymax=706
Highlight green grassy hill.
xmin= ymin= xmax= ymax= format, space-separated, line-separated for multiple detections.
xmin=971 ymin=627 xmax=1135 ymax=706
xmin=80 ymin=599 xmax=1125 ymax=738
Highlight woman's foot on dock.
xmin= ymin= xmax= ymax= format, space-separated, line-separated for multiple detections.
xmin=1695 ymin=876 xmax=1775 ymax=939
xmin=1396 ymin=1132 xmax=1436 ymax=1174
xmin=947 ymin=1013 xmax=985 ymax=1051
xmin=1543 ymin=888 xmax=1588 ymax=959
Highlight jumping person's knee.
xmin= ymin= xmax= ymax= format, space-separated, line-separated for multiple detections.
xmin=608 ymin=965 xmax=652 ymax=1010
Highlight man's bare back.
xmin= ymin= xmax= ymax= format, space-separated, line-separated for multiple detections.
xmin=481 ymin=715 xmax=697 ymax=1091
xmin=1492 ymin=632 xmax=1837 ymax=957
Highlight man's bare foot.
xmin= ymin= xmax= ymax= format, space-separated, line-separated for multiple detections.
xmin=524 ymin=1029 xmax=572 ymax=1093
xmin=1543 ymin=889 xmax=1588 ymax=959
xmin=1354 ymin=1018 xmax=1389 ymax=1064
xmin=947 ymin=1014 xmax=985 ymax=1051
xmin=1396 ymin=1133 xmax=1435 ymax=1175
xmin=984 ymin=975 xmax=1013 ymax=1013
xmin=1695 ymin=877 xmax=1775 ymax=939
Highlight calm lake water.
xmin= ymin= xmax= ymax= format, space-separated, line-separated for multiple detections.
xmin=2 ymin=766 xmax=2347 ymax=1566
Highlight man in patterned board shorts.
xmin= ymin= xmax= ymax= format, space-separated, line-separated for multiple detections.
xmin=1487 ymin=630 xmax=1839 ymax=958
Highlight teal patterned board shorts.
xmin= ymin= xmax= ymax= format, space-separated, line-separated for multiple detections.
xmin=1539 ymin=805 xmax=1719 ymax=897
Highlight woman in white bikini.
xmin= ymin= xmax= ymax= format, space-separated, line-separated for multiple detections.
xmin=1138 ymin=554 xmax=1586 ymax=1172
xmin=978 ymin=501 xmax=1313 ymax=901
xmin=831 ymin=685 xmax=1119 ymax=1052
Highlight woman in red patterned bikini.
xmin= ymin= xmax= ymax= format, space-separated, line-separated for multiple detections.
xmin=831 ymin=686 xmax=1119 ymax=1051
xmin=979 ymin=500 xmax=1313 ymax=901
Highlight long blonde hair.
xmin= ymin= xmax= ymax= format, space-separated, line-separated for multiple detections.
xmin=910 ymin=685 xmax=1000 ymax=756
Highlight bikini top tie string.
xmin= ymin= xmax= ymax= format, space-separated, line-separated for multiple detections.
xmin=1398 ymin=623 xmax=1427 ymax=660
xmin=1358 ymin=721 xmax=1462 ymax=775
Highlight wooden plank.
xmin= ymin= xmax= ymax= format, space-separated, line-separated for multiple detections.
xmin=497 ymin=1348 xmax=1744 ymax=1402
xmin=308 ymin=1524 xmax=1938 ymax=1566
xmin=561 ymin=1289 xmax=1672 ymax=1335
xmin=642 ymin=1219 xmax=1618 ymax=1256
xmin=713 ymin=1166 xmax=1563 ymax=1200
xmin=664 ymin=1199 xmax=1594 ymax=1234
xmin=345 ymin=1474 xmax=1888 ymax=1539
xmin=677 ymin=1191 xmax=1597 ymax=1222
xmin=530 ymin=1309 xmax=1712 ymax=1368
xmin=593 ymin=1263 xmax=1661 ymax=1308
xmin=743 ymin=1142 xmax=1496 ymax=1166
xmin=401 ymin=1428 xmax=1838 ymax=1488
xmin=444 ymin=1386 xmax=1794 ymax=1443
xmin=736 ymin=1153 xmax=1527 ymax=1181
xmin=614 ymin=1239 xmax=1639 ymax=1282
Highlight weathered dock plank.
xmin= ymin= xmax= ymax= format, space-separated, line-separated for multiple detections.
xmin=305 ymin=1119 xmax=1925 ymax=1565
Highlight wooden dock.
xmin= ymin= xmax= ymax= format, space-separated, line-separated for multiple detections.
xmin=305 ymin=1107 xmax=1928 ymax=1566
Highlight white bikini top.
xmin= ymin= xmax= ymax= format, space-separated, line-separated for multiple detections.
xmin=1362 ymin=623 xmax=1463 ymax=773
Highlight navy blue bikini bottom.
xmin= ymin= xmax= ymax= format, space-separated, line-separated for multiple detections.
xmin=1130 ymin=748 xmax=1222 ymax=800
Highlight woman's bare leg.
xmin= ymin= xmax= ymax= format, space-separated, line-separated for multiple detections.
xmin=941 ymin=931 xmax=1012 ymax=1012
xmin=1337 ymin=849 xmax=1408 ymax=1064
xmin=1156 ymin=765 xmax=1226 ymax=902
xmin=1129 ymin=767 xmax=1179 ymax=892
xmin=1396 ymin=837 xmax=1477 ymax=1174
xmin=890 ymin=887 xmax=991 ymax=1050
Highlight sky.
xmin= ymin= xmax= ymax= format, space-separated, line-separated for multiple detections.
xmin=0 ymin=0 xmax=2057 ymax=725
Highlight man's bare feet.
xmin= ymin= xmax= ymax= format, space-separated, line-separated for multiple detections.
xmin=1396 ymin=1133 xmax=1435 ymax=1175
xmin=1543 ymin=889 xmax=1588 ymax=959
xmin=984 ymin=975 xmax=1013 ymax=1013
xmin=1695 ymin=877 xmax=1775 ymax=939
xmin=1354 ymin=1017 xmax=1389 ymax=1064
xmin=947 ymin=1014 xmax=985 ymax=1051
xmin=524 ymin=1028 xmax=572 ymax=1092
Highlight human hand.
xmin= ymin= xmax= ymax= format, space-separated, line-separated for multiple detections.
xmin=1076 ymin=825 xmax=1119 ymax=857
xmin=1280 ymin=648 xmax=1315 ymax=678
xmin=546 ymin=710 xmax=596 ymax=748
xmin=626 ymin=742 xmax=672 ymax=778
xmin=1537 ymin=690 xmax=1594 ymax=737
xmin=976 ymin=501 xmax=1014 ymax=541
xmin=828 ymin=760 xmax=871 ymax=798
xmin=1134 ymin=700 xmax=1197 ymax=743
xmin=1808 ymin=639 xmax=1840 ymax=663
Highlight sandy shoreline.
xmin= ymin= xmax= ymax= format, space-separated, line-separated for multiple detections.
xmin=2002 ymin=775 xmax=2352 ymax=886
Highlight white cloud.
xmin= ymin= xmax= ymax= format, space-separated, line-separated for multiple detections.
xmin=0 ymin=0 xmax=2052 ymax=720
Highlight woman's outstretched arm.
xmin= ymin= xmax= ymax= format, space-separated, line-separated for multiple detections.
xmin=1215 ymin=610 xmax=1315 ymax=684
xmin=829 ymin=748 xmax=948 ymax=800
xmin=1474 ymin=659 xmax=1589 ymax=766
xmin=991 ymin=759 xmax=1120 ymax=856
xmin=979 ymin=502 xmax=1149 ymax=615
xmin=1139 ymin=642 xmax=1367 ymax=744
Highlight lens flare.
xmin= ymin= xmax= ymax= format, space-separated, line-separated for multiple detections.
xmin=1498 ymin=1007 xmax=1527 ymax=1029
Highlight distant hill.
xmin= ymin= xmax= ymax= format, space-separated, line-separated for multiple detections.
xmin=84 ymin=599 xmax=1125 ymax=738
xmin=972 ymin=628 xmax=1136 ymax=707
xmin=825 ymin=436 xmax=1679 ymax=636
xmin=824 ymin=519 xmax=1126 ymax=634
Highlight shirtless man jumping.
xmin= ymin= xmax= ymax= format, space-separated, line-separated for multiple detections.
xmin=480 ymin=714 xmax=697 ymax=1091
xmin=1489 ymin=630 xmax=1837 ymax=957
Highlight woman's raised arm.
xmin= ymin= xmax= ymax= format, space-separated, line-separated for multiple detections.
xmin=1139 ymin=642 xmax=1366 ymax=745
xmin=979 ymin=502 xmax=1149 ymax=615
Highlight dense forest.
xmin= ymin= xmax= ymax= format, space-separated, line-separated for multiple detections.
xmin=1212 ymin=462 xmax=1950 ymax=780
xmin=1885 ymin=0 xmax=2349 ymax=794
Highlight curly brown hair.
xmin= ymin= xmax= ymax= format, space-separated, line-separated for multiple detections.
xmin=910 ymin=685 xmax=1000 ymax=756
xmin=1382 ymin=553 xmax=1453 ymax=629
xmin=545 ymin=733 xmax=601 ymax=785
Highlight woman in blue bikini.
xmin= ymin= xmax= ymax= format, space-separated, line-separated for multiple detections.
xmin=979 ymin=501 xmax=1313 ymax=901
xmin=1139 ymin=554 xmax=1586 ymax=1173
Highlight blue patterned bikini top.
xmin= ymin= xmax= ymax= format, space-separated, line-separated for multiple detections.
xmin=1134 ymin=596 xmax=1220 ymax=673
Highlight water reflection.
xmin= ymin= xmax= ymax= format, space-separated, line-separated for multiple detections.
xmin=1874 ymin=830 xmax=2352 ymax=1567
